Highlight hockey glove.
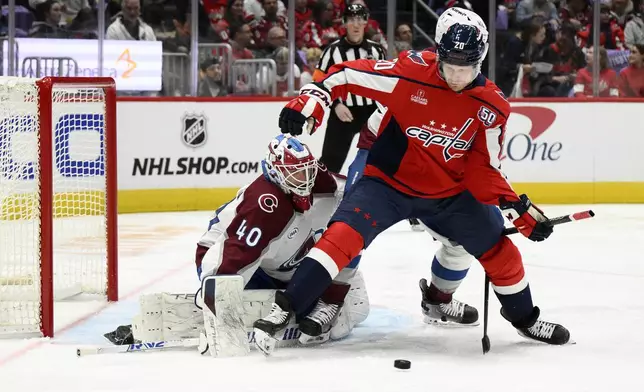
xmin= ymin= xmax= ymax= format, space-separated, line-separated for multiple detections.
xmin=499 ymin=194 xmax=553 ymax=242
xmin=278 ymin=83 xmax=331 ymax=136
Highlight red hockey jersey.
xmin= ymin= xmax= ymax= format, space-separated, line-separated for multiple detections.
xmin=318 ymin=50 xmax=518 ymax=205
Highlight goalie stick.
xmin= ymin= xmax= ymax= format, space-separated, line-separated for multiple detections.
xmin=77 ymin=338 xmax=200 ymax=357
xmin=481 ymin=209 xmax=595 ymax=354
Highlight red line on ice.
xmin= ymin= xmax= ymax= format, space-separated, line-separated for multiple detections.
xmin=0 ymin=260 xmax=192 ymax=367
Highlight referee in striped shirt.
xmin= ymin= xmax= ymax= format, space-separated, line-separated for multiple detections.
xmin=312 ymin=3 xmax=386 ymax=173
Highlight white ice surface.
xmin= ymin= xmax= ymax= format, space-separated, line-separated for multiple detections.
xmin=1 ymin=205 xmax=643 ymax=392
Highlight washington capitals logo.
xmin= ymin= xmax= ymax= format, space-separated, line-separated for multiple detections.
xmin=407 ymin=50 xmax=428 ymax=67
xmin=405 ymin=118 xmax=475 ymax=162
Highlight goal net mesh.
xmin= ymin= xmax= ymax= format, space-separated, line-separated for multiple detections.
xmin=0 ymin=78 xmax=109 ymax=335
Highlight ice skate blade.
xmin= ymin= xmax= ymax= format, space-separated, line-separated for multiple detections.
xmin=299 ymin=331 xmax=330 ymax=346
xmin=423 ymin=315 xmax=480 ymax=327
xmin=253 ymin=328 xmax=278 ymax=356
xmin=517 ymin=331 xmax=577 ymax=346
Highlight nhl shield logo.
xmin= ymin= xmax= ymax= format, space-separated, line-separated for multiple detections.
xmin=181 ymin=114 xmax=208 ymax=148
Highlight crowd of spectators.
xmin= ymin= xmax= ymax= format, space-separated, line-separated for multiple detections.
xmin=1 ymin=0 xmax=642 ymax=97
xmin=489 ymin=0 xmax=644 ymax=97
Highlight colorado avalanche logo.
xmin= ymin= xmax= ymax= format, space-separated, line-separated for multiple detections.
xmin=278 ymin=228 xmax=324 ymax=272
xmin=258 ymin=194 xmax=279 ymax=213
xmin=407 ymin=50 xmax=428 ymax=67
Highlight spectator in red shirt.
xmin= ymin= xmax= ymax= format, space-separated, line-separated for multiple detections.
xmin=230 ymin=23 xmax=255 ymax=60
xmin=299 ymin=0 xmax=340 ymax=49
xmin=213 ymin=0 xmax=256 ymax=43
xmin=578 ymin=3 xmax=625 ymax=49
xmin=201 ymin=0 xmax=227 ymax=27
xmin=295 ymin=0 xmax=312 ymax=38
xmin=253 ymin=0 xmax=288 ymax=49
xmin=574 ymin=46 xmax=620 ymax=96
xmin=331 ymin=0 xmax=346 ymax=25
xmin=619 ymin=43 xmax=644 ymax=96
xmin=559 ymin=0 xmax=592 ymax=31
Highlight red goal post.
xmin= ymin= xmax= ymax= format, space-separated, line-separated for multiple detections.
xmin=0 ymin=77 xmax=118 ymax=338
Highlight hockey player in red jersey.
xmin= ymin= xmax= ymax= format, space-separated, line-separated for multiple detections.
xmin=253 ymin=16 xmax=571 ymax=355
xmin=346 ymin=8 xmax=486 ymax=329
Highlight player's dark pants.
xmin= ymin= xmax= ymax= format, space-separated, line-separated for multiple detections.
xmin=246 ymin=268 xmax=315 ymax=320
xmin=336 ymin=177 xmax=504 ymax=257
xmin=285 ymin=176 xmax=533 ymax=323
xmin=246 ymin=268 xmax=288 ymax=290
xmin=320 ymin=105 xmax=375 ymax=173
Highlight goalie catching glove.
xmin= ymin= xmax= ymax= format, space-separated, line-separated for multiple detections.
xmin=500 ymin=194 xmax=553 ymax=242
xmin=278 ymin=84 xmax=331 ymax=136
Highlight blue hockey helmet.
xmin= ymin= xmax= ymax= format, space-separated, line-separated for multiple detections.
xmin=437 ymin=23 xmax=487 ymax=68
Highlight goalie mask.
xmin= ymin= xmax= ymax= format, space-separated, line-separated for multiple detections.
xmin=262 ymin=135 xmax=318 ymax=201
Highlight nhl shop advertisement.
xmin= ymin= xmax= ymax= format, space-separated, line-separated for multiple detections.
xmin=116 ymin=101 xmax=281 ymax=191
xmin=115 ymin=100 xmax=644 ymax=204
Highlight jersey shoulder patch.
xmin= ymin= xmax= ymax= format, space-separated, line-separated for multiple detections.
xmin=403 ymin=49 xmax=434 ymax=67
xmin=470 ymin=81 xmax=511 ymax=121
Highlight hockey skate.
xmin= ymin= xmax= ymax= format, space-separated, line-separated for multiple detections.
xmin=502 ymin=306 xmax=571 ymax=345
xmin=419 ymin=278 xmax=479 ymax=326
xmin=252 ymin=291 xmax=294 ymax=356
xmin=298 ymin=299 xmax=341 ymax=345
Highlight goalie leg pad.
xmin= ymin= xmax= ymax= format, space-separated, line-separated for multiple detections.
xmin=201 ymin=275 xmax=250 ymax=357
xmin=132 ymin=293 xmax=203 ymax=343
xmin=132 ymin=287 xmax=302 ymax=353
xmin=330 ymin=270 xmax=370 ymax=340
xmin=132 ymin=293 xmax=163 ymax=343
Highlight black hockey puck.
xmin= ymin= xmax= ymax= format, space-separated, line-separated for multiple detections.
xmin=393 ymin=359 xmax=411 ymax=370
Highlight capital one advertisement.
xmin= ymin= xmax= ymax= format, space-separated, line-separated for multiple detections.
xmin=501 ymin=104 xmax=591 ymax=182
xmin=2 ymin=38 xmax=162 ymax=91
xmin=503 ymin=102 xmax=644 ymax=183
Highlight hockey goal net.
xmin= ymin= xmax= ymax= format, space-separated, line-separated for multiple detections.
xmin=0 ymin=77 xmax=118 ymax=338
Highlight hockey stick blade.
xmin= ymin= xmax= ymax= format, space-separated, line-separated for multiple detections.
xmin=501 ymin=210 xmax=595 ymax=236
xmin=76 ymin=338 xmax=199 ymax=357
xmin=482 ymin=335 xmax=491 ymax=354
xmin=483 ymin=209 xmax=594 ymax=355
xmin=482 ymin=275 xmax=491 ymax=354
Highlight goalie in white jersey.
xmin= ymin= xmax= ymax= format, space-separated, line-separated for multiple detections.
xmin=119 ymin=134 xmax=369 ymax=356
xmin=196 ymin=134 xmax=368 ymax=344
